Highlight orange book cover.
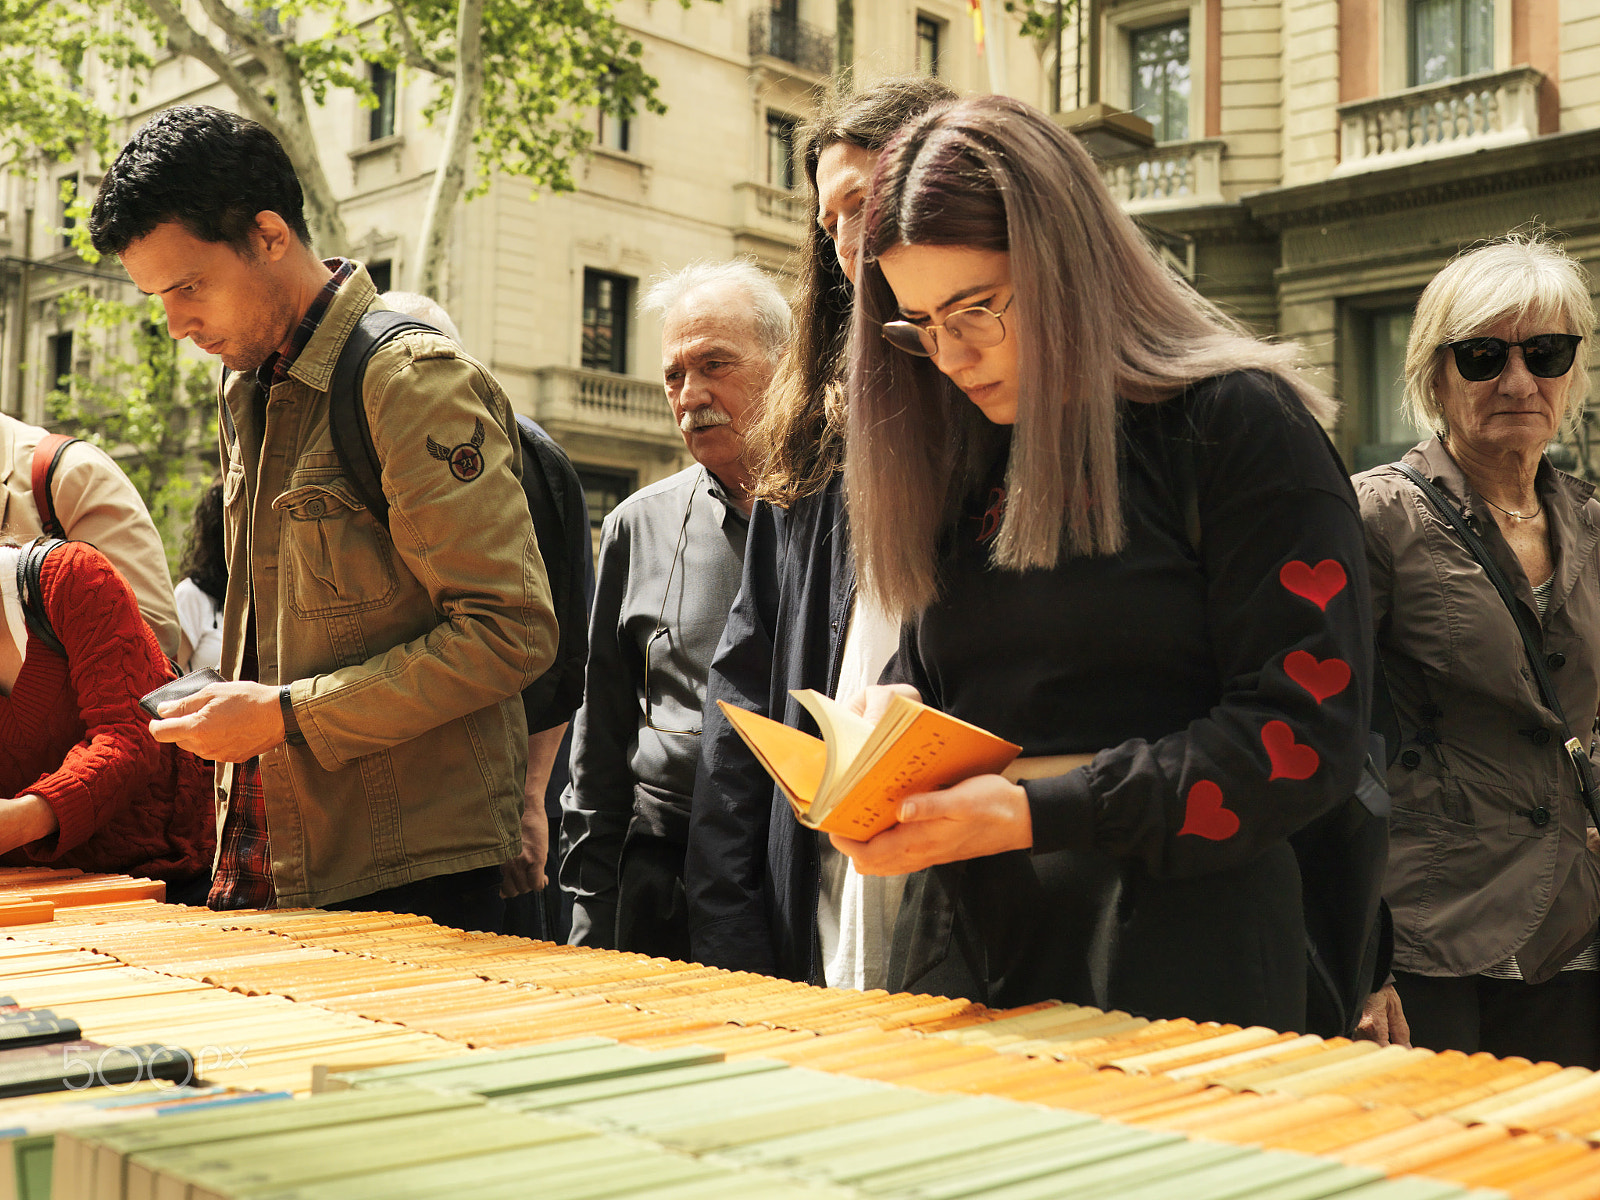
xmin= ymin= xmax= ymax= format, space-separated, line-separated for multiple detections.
xmin=717 ymin=690 xmax=1020 ymax=839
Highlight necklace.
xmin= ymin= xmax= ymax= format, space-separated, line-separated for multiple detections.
xmin=1481 ymin=495 xmax=1542 ymax=521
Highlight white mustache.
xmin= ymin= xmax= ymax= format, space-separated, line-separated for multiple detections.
xmin=679 ymin=408 xmax=732 ymax=433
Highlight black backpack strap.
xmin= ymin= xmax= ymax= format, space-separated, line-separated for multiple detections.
xmin=15 ymin=538 xmax=66 ymax=658
xmin=218 ymin=367 xmax=237 ymax=453
xmin=1392 ymin=461 xmax=1600 ymax=829
xmin=327 ymin=311 xmax=441 ymax=529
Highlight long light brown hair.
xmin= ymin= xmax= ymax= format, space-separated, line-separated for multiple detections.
xmin=848 ymin=95 xmax=1335 ymax=616
xmin=750 ymin=75 xmax=957 ymax=508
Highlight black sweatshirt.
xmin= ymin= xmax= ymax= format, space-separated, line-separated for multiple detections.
xmin=887 ymin=372 xmax=1374 ymax=1026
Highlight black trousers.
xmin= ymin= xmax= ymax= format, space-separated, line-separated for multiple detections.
xmin=327 ymin=864 xmax=506 ymax=934
xmin=1393 ymin=968 xmax=1600 ymax=1068
xmin=614 ymin=831 xmax=690 ymax=961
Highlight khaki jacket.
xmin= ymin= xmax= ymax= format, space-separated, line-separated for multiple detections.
xmin=0 ymin=414 xmax=181 ymax=658
xmin=218 ymin=265 xmax=557 ymax=907
xmin=1356 ymin=438 xmax=1600 ymax=982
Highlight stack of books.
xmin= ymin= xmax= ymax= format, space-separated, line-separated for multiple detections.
xmin=50 ymin=1038 xmax=1507 ymax=1200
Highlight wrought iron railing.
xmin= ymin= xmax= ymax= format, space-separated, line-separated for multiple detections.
xmin=748 ymin=8 xmax=833 ymax=76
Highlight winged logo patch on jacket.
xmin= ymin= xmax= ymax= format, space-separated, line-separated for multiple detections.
xmin=428 ymin=418 xmax=486 ymax=482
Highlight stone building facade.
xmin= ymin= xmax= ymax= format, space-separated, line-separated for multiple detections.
xmin=4 ymin=0 xmax=1595 ymax=504
xmin=0 ymin=0 xmax=1048 ymax=535
xmin=1067 ymin=0 xmax=1600 ymax=472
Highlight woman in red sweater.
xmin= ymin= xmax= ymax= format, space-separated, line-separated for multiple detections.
xmin=0 ymin=538 xmax=213 ymax=888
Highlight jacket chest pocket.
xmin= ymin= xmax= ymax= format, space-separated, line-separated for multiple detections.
xmin=274 ymin=480 xmax=399 ymax=617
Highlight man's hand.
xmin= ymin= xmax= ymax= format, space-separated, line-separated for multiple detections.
xmin=0 ymin=795 xmax=59 ymax=855
xmin=1354 ymin=983 xmax=1411 ymax=1048
xmin=501 ymin=723 xmax=567 ymax=898
xmin=148 ymin=681 xmax=286 ymax=763
xmin=501 ymin=802 xmax=550 ymax=897
xmin=829 ymin=773 xmax=1034 ymax=876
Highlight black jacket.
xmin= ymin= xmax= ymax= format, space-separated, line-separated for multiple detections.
xmin=885 ymin=373 xmax=1374 ymax=1024
xmin=687 ymin=474 xmax=852 ymax=982
xmin=690 ymin=374 xmax=1374 ymax=1031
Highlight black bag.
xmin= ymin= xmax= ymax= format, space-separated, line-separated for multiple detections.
xmin=221 ymin=310 xmax=591 ymax=733
xmin=1169 ymin=419 xmax=1395 ymax=1039
xmin=14 ymin=537 xmax=66 ymax=657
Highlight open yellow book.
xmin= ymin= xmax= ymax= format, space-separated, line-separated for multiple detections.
xmin=717 ymin=689 xmax=1022 ymax=840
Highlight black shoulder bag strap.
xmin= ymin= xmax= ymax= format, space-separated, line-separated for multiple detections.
xmin=326 ymin=311 xmax=440 ymax=529
xmin=217 ymin=312 xmax=438 ymax=530
xmin=15 ymin=537 xmax=66 ymax=657
xmin=1392 ymin=461 xmax=1600 ymax=830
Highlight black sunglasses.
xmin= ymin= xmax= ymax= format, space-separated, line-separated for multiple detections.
xmin=1442 ymin=334 xmax=1582 ymax=382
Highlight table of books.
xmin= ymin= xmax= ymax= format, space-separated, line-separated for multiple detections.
xmin=1 ymin=868 xmax=1598 ymax=1199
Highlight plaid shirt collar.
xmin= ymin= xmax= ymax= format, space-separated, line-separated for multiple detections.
xmin=255 ymin=258 xmax=356 ymax=390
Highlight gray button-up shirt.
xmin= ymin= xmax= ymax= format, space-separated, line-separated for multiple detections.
xmin=562 ymin=464 xmax=749 ymax=947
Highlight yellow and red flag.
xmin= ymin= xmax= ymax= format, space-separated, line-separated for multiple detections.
xmin=968 ymin=0 xmax=985 ymax=54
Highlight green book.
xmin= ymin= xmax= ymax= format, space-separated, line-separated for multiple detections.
xmin=0 ymin=1133 xmax=51 ymax=1200
xmin=869 ymin=1121 xmax=1173 ymax=1198
xmin=505 ymin=1058 xmax=790 ymax=1113
xmin=653 ymin=1085 xmax=947 ymax=1154
xmin=137 ymin=1106 xmax=590 ymax=1200
xmin=724 ymin=1094 xmax=1040 ymax=1167
xmin=955 ymin=1139 xmax=1254 ymax=1200
xmin=1105 ymin=1149 xmax=1364 ymax=1200
xmin=1207 ymin=1161 xmax=1392 ymax=1200
xmin=1333 ymin=1182 xmax=1502 ymax=1200
xmin=216 ymin=1134 xmax=640 ymax=1200
xmin=454 ymin=1147 xmax=717 ymax=1200
xmin=333 ymin=1042 xmax=725 ymax=1100
xmin=70 ymin=1087 xmax=475 ymax=1200
xmin=555 ymin=1066 xmax=871 ymax=1135
xmin=815 ymin=1104 xmax=1089 ymax=1185
xmin=316 ymin=1037 xmax=617 ymax=1092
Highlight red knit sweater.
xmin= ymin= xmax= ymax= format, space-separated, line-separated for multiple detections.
xmin=0 ymin=542 xmax=213 ymax=880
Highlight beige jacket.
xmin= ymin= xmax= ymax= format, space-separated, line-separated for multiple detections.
xmin=0 ymin=414 xmax=180 ymax=658
xmin=218 ymin=264 xmax=557 ymax=907
xmin=1356 ymin=438 xmax=1600 ymax=982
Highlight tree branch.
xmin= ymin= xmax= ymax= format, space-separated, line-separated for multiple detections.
xmin=385 ymin=1 xmax=445 ymax=77
xmin=192 ymin=0 xmax=266 ymax=57
xmin=415 ymin=0 xmax=483 ymax=295
xmin=140 ymin=0 xmax=284 ymax=136
xmin=139 ymin=0 xmax=350 ymax=255
xmin=7 ymin=0 xmax=55 ymax=27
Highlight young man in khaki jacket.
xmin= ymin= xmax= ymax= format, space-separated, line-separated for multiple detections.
xmin=90 ymin=106 xmax=557 ymax=929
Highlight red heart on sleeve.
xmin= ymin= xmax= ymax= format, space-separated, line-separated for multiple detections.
xmin=1279 ymin=560 xmax=1347 ymax=610
xmin=1262 ymin=720 xmax=1321 ymax=781
xmin=1178 ymin=780 xmax=1240 ymax=840
xmin=1284 ymin=651 xmax=1351 ymax=704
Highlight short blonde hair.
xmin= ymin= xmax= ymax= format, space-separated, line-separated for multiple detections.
xmin=1404 ymin=232 xmax=1595 ymax=437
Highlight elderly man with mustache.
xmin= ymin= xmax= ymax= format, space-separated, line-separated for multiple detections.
xmin=561 ymin=260 xmax=791 ymax=957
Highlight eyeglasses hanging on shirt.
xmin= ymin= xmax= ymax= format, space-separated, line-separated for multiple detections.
xmin=643 ymin=472 xmax=702 ymax=737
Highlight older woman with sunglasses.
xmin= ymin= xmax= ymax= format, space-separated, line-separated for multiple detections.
xmin=1354 ymin=234 xmax=1600 ymax=1067
xmin=833 ymin=96 xmax=1377 ymax=1032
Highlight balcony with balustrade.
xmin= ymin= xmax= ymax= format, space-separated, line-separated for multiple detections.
xmin=1335 ymin=66 xmax=1543 ymax=176
xmin=1098 ymin=139 xmax=1226 ymax=213
xmin=748 ymin=8 xmax=833 ymax=80
xmin=527 ymin=365 xmax=679 ymax=446
xmin=732 ymin=180 xmax=810 ymax=265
